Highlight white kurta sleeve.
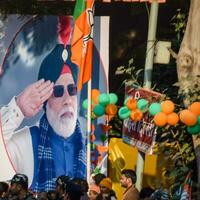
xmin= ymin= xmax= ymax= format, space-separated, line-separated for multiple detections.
xmin=0 ymin=98 xmax=34 ymax=186
xmin=0 ymin=97 xmax=24 ymax=142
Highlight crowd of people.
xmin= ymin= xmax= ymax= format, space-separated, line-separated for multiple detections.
xmin=0 ymin=169 xmax=171 ymax=200
xmin=0 ymin=169 xmax=164 ymax=200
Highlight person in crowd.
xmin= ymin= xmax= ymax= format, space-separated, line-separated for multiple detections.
xmin=150 ymin=189 xmax=169 ymax=200
xmin=1 ymin=16 xmax=86 ymax=192
xmin=139 ymin=187 xmax=154 ymax=200
xmin=88 ymin=184 xmax=101 ymax=200
xmin=37 ymin=191 xmax=48 ymax=200
xmin=8 ymin=173 xmax=36 ymax=200
xmin=93 ymin=174 xmax=106 ymax=186
xmin=0 ymin=181 xmax=9 ymax=200
xmin=55 ymin=175 xmax=70 ymax=200
xmin=73 ymin=178 xmax=89 ymax=200
xmin=47 ymin=190 xmax=57 ymax=200
xmin=120 ymin=169 xmax=139 ymax=200
xmin=63 ymin=180 xmax=83 ymax=200
xmin=99 ymin=178 xmax=116 ymax=200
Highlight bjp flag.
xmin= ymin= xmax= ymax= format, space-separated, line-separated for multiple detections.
xmin=71 ymin=0 xmax=94 ymax=91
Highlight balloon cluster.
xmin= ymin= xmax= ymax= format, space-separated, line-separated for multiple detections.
xmin=118 ymin=98 xmax=148 ymax=121
xmin=82 ymin=91 xmax=200 ymax=135
xmin=179 ymin=102 xmax=200 ymax=135
xmin=82 ymin=89 xmax=118 ymax=118
xmin=153 ymin=101 xmax=200 ymax=135
xmin=152 ymin=100 xmax=179 ymax=127
xmin=118 ymin=97 xmax=200 ymax=135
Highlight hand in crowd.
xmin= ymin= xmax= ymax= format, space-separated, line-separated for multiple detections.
xmin=16 ymin=79 xmax=54 ymax=118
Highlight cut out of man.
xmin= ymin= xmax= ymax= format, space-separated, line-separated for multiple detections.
xmin=1 ymin=16 xmax=86 ymax=192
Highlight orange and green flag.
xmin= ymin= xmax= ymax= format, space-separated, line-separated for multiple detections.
xmin=71 ymin=0 xmax=94 ymax=91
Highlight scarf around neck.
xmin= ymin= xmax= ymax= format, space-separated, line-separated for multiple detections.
xmin=33 ymin=114 xmax=86 ymax=192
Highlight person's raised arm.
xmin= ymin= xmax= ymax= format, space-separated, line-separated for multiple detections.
xmin=1 ymin=79 xmax=54 ymax=141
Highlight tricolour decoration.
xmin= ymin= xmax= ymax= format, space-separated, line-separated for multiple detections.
xmin=82 ymin=88 xmax=200 ymax=139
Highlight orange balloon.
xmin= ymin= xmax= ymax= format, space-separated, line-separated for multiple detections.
xmin=105 ymin=104 xmax=118 ymax=116
xmin=189 ymin=102 xmax=200 ymax=116
xmin=179 ymin=109 xmax=197 ymax=126
xmin=130 ymin=109 xmax=143 ymax=121
xmin=91 ymin=89 xmax=100 ymax=104
xmin=153 ymin=112 xmax=167 ymax=127
xmin=167 ymin=112 xmax=179 ymax=125
xmin=161 ymin=100 xmax=175 ymax=114
xmin=126 ymin=98 xmax=137 ymax=110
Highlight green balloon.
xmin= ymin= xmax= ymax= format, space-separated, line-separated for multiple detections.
xmin=149 ymin=103 xmax=161 ymax=116
xmin=99 ymin=93 xmax=110 ymax=106
xmin=124 ymin=97 xmax=130 ymax=106
xmin=93 ymin=104 xmax=105 ymax=116
xmin=198 ymin=116 xmax=200 ymax=125
xmin=109 ymin=93 xmax=118 ymax=104
xmin=187 ymin=124 xmax=200 ymax=135
xmin=82 ymin=99 xmax=88 ymax=109
xmin=137 ymin=99 xmax=148 ymax=111
xmin=118 ymin=106 xmax=131 ymax=119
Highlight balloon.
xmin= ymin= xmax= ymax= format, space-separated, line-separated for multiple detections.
xmin=82 ymin=99 xmax=88 ymax=109
xmin=124 ymin=97 xmax=129 ymax=106
xmin=149 ymin=103 xmax=161 ymax=116
xmin=198 ymin=116 xmax=200 ymax=125
xmin=189 ymin=102 xmax=200 ymax=116
xmin=161 ymin=100 xmax=175 ymax=114
xmin=137 ymin=99 xmax=148 ymax=112
xmin=187 ymin=124 xmax=200 ymax=135
xmin=167 ymin=112 xmax=179 ymax=126
xmin=126 ymin=98 xmax=137 ymax=110
xmin=109 ymin=93 xmax=118 ymax=104
xmin=105 ymin=104 xmax=118 ymax=116
xmin=179 ymin=109 xmax=197 ymax=126
xmin=153 ymin=112 xmax=167 ymax=127
xmin=99 ymin=93 xmax=110 ymax=106
xmin=130 ymin=109 xmax=143 ymax=121
xmin=93 ymin=104 xmax=105 ymax=117
xmin=118 ymin=106 xmax=131 ymax=119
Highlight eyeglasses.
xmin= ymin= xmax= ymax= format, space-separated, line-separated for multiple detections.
xmin=53 ymin=84 xmax=77 ymax=97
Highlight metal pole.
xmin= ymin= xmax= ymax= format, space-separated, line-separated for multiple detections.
xmin=86 ymin=1 xmax=95 ymax=184
xmin=135 ymin=0 xmax=159 ymax=191
xmin=87 ymin=79 xmax=92 ymax=183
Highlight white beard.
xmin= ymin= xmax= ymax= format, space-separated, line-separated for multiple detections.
xmin=46 ymin=103 xmax=77 ymax=138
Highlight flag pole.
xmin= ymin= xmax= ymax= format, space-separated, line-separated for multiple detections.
xmin=135 ymin=0 xmax=159 ymax=191
xmin=86 ymin=79 xmax=92 ymax=183
xmin=86 ymin=2 xmax=95 ymax=184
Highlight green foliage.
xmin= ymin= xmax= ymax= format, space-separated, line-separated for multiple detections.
xmin=171 ymin=9 xmax=187 ymax=41
xmin=155 ymin=124 xmax=195 ymax=197
xmin=115 ymin=58 xmax=143 ymax=88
